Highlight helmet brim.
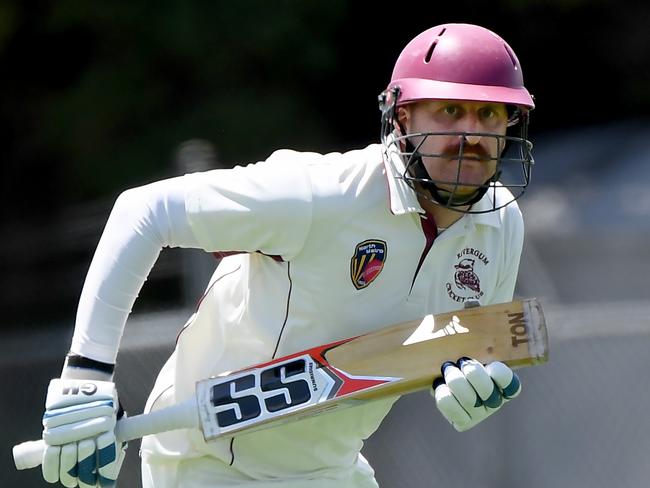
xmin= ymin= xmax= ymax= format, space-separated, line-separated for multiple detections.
xmin=389 ymin=78 xmax=535 ymax=110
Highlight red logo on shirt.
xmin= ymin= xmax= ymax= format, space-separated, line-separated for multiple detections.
xmin=350 ymin=240 xmax=387 ymax=290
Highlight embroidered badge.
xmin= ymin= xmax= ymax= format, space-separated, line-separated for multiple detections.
xmin=446 ymin=248 xmax=489 ymax=303
xmin=454 ymin=258 xmax=481 ymax=293
xmin=350 ymin=240 xmax=387 ymax=290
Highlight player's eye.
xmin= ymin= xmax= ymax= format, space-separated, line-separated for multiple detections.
xmin=479 ymin=107 xmax=496 ymax=119
xmin=442 ymin=105 xmax=461 ymax=117
xmin=479 ymin=105 xmax=507 ymax=123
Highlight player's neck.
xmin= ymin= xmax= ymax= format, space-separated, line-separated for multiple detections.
xmin=417 ymin=195 xmax=466 ymax=230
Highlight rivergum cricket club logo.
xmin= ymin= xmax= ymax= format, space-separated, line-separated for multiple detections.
xmin=446 ymin=247 xmax=489 ymax=303
xmin=350 ymin=239 xmax=387 ymax=289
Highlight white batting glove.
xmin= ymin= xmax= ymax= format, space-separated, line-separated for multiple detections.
xmin=41 ymin=378 xmax=126 ymax=487
xmin=431 ymin=358 xmax=521 ymax=432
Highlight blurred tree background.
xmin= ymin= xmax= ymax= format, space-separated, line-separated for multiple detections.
xmin=1 ymin=0 xmax=649 ymax=325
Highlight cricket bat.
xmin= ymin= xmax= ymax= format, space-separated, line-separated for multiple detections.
xmin=13 ymin=298 xmax=548 ymax=470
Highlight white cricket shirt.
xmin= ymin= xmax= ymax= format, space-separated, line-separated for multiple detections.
xmin=133 ymin=142 xmax=524 ymax=487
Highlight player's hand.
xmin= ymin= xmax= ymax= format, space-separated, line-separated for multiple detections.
xmin=41 ymin=378 xmax=126 ymax=487
xmin=431 ymin=358 xmax=521 ymax=432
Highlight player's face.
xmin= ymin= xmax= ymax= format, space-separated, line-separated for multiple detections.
xmin=399 ymin=100 xmax=509 ymax=197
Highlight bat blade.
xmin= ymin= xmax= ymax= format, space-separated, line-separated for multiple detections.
xmin=195 ymin=298 xmax=547 ymax=440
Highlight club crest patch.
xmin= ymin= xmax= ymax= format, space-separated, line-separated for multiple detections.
xmin=445 ymin=247 xmax=489 ymax=303
xmin=350 ymin=240 xmax=387 ymax=290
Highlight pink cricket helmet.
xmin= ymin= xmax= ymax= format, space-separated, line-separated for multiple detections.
xmin=379 ymin=24 xmax=535 ymax=213
xmin=387 ymin=23 xmax=534 ymax=110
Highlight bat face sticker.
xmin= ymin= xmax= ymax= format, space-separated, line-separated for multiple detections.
xmin=402 ymin=314 xmax=470 ymax=346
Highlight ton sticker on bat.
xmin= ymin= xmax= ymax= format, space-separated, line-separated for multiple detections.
xmin=508 ymin=312 xmax=529 ymax=347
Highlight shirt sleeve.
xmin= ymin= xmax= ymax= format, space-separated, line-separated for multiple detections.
xmin=70 ymin=175 xmax=201 ymax=363
xmin=70 ymin=153 xmax=314 ymax=364
xmin=184 ymin=150 xmax=313 ymax=260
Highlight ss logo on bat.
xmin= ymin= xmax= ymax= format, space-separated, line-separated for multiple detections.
xmin=210 ymin=358 xmax=313 ymax=428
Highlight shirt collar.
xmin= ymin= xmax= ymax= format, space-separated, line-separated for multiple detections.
xmin=381 ymin=137 xmax=424 ymax=216
xmin=467 ymin=191 xmax=502 ymax=228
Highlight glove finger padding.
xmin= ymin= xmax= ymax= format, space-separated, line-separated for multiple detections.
xmin=486 ymin=361 xmax=521 ymax=399
xmin=42 ymin=444 xmax=61 ymax=484
xmin=77 ymin=438 xmax=98 ymax=488
xmin=97 ymin=430 xmax=127 ymax=487
xmin=60 ymin=443 xmax=78 ymax=488
xmin=459 ymin=358 xmax=503 ymax=409
xmin=433 ymin=382 xmax=473 ymax=429
xmin=441 ymin=361 xmax=481 ymax=409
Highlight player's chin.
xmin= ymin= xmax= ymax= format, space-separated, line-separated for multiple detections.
xmin=438 ymin=184 xmax=482 ymax=198
xmin=438 ymin=172 xmax=490 ymax=191
xmin=446 ymin=161 xmax=494 ymax=182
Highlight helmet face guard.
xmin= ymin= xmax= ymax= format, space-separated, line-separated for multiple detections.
xmin=379 ymin=24 xmax=535 ymax=213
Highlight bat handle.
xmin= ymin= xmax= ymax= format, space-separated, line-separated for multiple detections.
xmin=13 ymin=397 xmax=199 ymax=471
xmin=12 ymin=440 xmax=45 ymax=471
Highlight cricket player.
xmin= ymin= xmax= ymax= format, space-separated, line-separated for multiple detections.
xmin=39 ymin=23 xmax=534 ymax=487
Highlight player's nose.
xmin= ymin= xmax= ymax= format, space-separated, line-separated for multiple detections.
xmin=463 ymin=133 xmax=482 ymax=146
xmin=457 ymin=115 xmax=482 ymax=145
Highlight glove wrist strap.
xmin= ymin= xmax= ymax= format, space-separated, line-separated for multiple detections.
xmin=61 ymin=353 xmax=114 ymax=381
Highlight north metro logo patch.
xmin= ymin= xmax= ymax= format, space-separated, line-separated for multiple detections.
xmin=350 ymin=240 xmax=387 ymax=290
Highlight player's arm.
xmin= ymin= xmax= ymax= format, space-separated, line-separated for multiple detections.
xmin=70 ymin=177 xmax=200 ymax=364
xmin=73 ymin=154 xmax=312 ymax=365
xmin=39 ymin=157 xmax=314 ymax=486
xmin=40 ymin=176 xmax=202 ymax=487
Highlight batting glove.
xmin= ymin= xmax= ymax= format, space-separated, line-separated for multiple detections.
xmin=431 ymin=358 xmax=521 ymax=432
xmin=41 ymin=378 xmax=126 ymax=487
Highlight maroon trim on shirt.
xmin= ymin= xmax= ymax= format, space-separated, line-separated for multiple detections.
xmin=271 ymin=262 xmax=293 ymax=359
xmin=410 ymin=213 xmax=438 ymax=293
xmin=213 ymin=250 xmax=284 ymax=262
xmin=175 ymin=264 xmax=242 ymax=345
xmin=228 ymin=438 xmax=235 ymax=466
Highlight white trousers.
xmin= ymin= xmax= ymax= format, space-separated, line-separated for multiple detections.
xmin=141 ymin=453 xmax=380 ymax=488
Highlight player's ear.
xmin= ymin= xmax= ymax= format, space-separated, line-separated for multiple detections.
xmin=396 ymin=106 xmax=409 ymax=126
xmin=396 ymin=106 xmax=411 ymax=136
